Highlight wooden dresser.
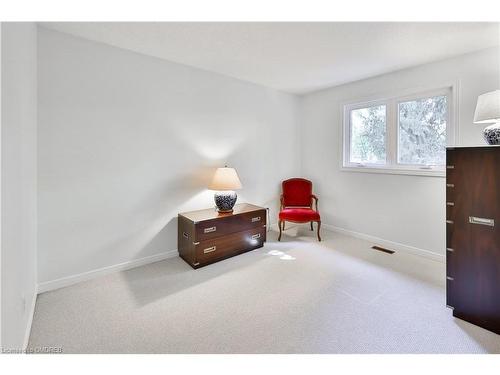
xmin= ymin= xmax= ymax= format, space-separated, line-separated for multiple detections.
xmin=178 ymin=203 xmax=267 ymax=268
xmin=446 ymin=146 xmax=500 ymax=334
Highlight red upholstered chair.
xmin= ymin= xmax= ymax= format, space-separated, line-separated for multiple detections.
xmin=278 ymin=178 xmax=321 ymax=241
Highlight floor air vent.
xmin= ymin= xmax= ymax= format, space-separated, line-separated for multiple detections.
xmin=371 ymin=245 xmax=395 ymax=254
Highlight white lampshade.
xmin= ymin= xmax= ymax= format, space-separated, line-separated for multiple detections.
xmin=209 ymin=167 xmax=242 ymax=191
xmin=474 ymin=89 xmax=500 ymax=124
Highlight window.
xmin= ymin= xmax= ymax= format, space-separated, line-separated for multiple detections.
xmin=342 ymin=87 xmax=453 ymax=176
xmin=350 ymin=104 xmax=386 ymax=165
xmin=398 ymin=95 xmax=447 ymax=166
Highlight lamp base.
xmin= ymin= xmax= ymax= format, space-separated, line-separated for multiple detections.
xmin=214 ymin=191 xmax=237 ymax=213
xmin=483 ymin=123 xmax=500 ymax=145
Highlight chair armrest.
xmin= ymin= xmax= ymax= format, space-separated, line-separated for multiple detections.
xmin=311 ymin=195 xmax=319 ymax=212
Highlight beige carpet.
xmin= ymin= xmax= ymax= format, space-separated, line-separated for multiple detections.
xmin=28 ymin=228 xmax=500 ymax=353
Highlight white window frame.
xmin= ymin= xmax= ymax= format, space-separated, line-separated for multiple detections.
xmin=344 ymin=99 xmax=388 ymax=168
xmin=341 ymin=83 xmax=457 ymax=177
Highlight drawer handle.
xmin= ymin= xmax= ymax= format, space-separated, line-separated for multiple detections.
xmin=469 ymin=216 xmax=494 ymax=227
xmin=446 ymin=202 xmax=454 ymax=206
xmin=251 ymin=216 xmax=261 ymax=222
xmin=446 ymin=165 xmax=455 ymax=169
xmin=203 ymin=246 xmax=217 ymax=254
xmin=203 ymin=226 xmax=217 ymax=233
xmin=446 ymin=220 xmax=454 ymax=224
xmin=446 ymin=183 xmax=454 ymax=188
xmin=446 ymin=276 xmax=454 ymax=281
xmin=446 ymin=247 xmax=454 ymax=252
xmin=183 ymin=232 xmax=189 ymax=239
xmin=251 ymin=233 xmax=261 ymax=240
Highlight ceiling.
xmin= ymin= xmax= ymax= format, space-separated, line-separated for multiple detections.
xmin=40 ymin=22 xmax=500 ymax=94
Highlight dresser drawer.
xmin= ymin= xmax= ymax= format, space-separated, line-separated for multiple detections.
xmin=195 ymin=209 xmax=266 ymax=241
xmin=195 ymin=226 xmax=266 ymax=266
xmin=446 ymin=181 xmax=456 ymax=202
xmin=446 ymin=275 xmax=456 ymax=308
xmin=179 ymin=203 xmax=267 ymax=269
xmin=446 ymin=245 xmax=456 ymax=285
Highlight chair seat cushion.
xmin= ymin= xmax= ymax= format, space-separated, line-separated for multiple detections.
xmin=279 ymin=208 xmax=320 ymax=222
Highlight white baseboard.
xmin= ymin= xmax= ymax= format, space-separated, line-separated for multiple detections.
xmin=23 ymin=285 xmax=38 ymax=351
xmin=36 ymin=223 xmax=443 ymax=294
xmin=37 ymin=249 xmax=179 ymax=294
xmin=269 ymin=221 xmax=444 ymax=263
xmin=323 ymin=224 xmax=444 ymax=263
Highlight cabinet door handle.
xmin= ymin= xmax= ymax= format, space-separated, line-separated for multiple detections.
xmin=446 ymin=183 xmax=454 ymax=188
xmin=182 ymin=232 xmax=189 ymax=239
xmin=203 ymin=226 xmax=217 ymax=233
xmin=446 ymin=276 xmax=454 ymax=281
xmin=251 ymin=216 xmax=261 ymax=222
xmin=251 ymin=233 xmax=261 ymax=240
xmin=203 ymin=246 xmax=217 ymax=254
xmin=469 ymin=216 xmax=495 ymax=227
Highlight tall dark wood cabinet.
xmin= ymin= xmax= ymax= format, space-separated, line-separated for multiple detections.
xmin=178 ymin=203 xmax=267 ymax=268
xmin=446 ymin=146 xmax=500 ymax=335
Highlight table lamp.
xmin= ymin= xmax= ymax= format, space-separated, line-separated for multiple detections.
xmin=474 ymin=89 xmax=500 ymax=145
xmin=209 ymin=166 xmax=242 ymax=212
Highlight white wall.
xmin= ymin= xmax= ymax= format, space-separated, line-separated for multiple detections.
xmin=35 ymin=26 xmax=500 ymax=288
xmin=300 ymin=47 xmax=500 ymax=259
xmin=37 ymin=28 xmax=300 ymax=285
xmin=1 ymin=22 xmax=38 ymax=350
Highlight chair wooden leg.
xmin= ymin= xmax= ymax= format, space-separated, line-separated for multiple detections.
xmin=278 ymin=220 xmax=282 ymax=241
xmin=317 ymin=221 xmax=321 ymax=241
xmin=282 ymin=221 xmax=285 ymax=231
xmin=310 ymin=221 xmax=314 ymax=231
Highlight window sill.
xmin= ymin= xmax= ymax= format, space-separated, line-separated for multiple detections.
xmin=341 ymin=165 xmax=445 ymax=177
